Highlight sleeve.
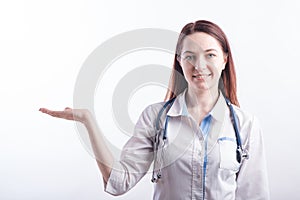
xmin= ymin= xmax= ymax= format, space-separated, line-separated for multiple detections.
xmin=235 ymin=116 xmax=270 ymax=200
xmin=104 ymin=104 xmax=158 ymax=196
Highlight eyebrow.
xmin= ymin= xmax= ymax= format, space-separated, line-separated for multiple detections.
xmin=204 ymin=48 xmax=218 ymax=53
xmin=182 ymin=49 xmax=218 ymax=54
xmin=182 ymin=50 xmax=195 ymax=55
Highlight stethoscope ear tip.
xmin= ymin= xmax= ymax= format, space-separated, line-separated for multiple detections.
xmin=151 ymin=177 xmax=158 ymax=183
xmin=151 ymin=173 xmax=162 ymax=183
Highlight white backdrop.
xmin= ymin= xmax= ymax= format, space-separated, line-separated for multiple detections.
xmin=1 ymin=0 xmax=300 ymax=199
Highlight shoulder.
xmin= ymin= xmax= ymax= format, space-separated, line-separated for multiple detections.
xmin=231 ymin=104 xmax=259 ymax=127
xmin=231 ymin=105 xmax=263 ymax=145
xmin=140 ymin=101 xmax=166 ymax=117
xmin=132 ymin=101 xmax=167 ymax=137
xmin=135 ymin=101 xmax=166 ymax=126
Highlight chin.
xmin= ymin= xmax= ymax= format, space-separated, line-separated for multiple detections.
xmin=192 ymin=85 xmax=210 ymax=91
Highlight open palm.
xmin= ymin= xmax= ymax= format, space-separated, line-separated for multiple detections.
xmin=39 ymin=107 xmax=90 ymax=123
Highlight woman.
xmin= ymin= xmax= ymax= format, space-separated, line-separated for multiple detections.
xmin=40 ymin=20 xmax=270 ymax=199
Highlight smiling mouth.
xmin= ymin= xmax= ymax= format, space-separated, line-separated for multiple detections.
xmin=192 ymin=74 xmax=212 ymax=78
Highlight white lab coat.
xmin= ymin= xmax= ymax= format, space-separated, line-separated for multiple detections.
xmin=105 ymin=90 xmax=270 ymax=199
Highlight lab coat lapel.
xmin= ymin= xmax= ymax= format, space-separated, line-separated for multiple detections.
xmin=206 ymin=93 xmax=227 ymax=154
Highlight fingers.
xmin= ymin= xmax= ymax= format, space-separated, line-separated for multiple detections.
xmin=39 ymin=107 xmax=71 ymax=113
xmin=39 ymin=108 xmax=59 ymax=116
xmin=39 ymin=107 xmax=73 ymax=119
xmin=39 ymin=108 xmax=50 ymax=113
xmin=39 ymin=108 xmax=57 ymax=115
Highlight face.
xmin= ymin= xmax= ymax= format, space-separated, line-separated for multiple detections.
xmin=178 ymin=32 xmax=227 ymax=93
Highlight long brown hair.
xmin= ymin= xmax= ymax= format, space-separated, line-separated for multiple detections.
xmin=165 ymin=20 xmax=239 ymax=107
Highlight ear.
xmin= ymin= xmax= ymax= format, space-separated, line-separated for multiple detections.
xmin=221 ymin=53 xmax=228 ymax=70
xmin=176 ymin=55 xmax=181 ymax=66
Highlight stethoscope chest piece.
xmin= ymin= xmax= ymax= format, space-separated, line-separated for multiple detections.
xmin=236 ymin=148 xmax=249 ymax=163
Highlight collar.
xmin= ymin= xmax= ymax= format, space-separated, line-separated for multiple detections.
xmin=166 ymin=89 xmax=226 ymax=122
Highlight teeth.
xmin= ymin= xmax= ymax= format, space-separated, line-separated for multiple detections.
xmin=195 ymin=74 xmax=210 ymax=78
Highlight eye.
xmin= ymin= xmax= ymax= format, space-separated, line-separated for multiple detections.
xmin=184 ymin=55 xmax=194 ymax=61
xmin=207 ymin=53 xmax=216 ymax=58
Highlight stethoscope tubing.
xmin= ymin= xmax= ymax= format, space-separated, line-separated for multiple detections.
xmin=151 ymin=97 xmax=248 ymax=183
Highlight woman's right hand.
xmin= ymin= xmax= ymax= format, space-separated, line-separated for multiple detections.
xmin=39 ymin=107 xmax=91 ymax=124
xmin=39 ymin=106 xmax=114 ymax=182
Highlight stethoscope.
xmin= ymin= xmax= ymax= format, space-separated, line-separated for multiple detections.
xmin=151 ymin=97 xmax=249 ymax=183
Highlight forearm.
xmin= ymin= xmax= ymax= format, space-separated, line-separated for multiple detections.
xmin=83 ymin=112 xmax=114 ymax=183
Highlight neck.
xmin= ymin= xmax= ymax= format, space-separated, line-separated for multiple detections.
xmin=186 ymin=87 xmax=219 ymax=113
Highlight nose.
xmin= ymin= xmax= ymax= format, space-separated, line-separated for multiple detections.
xmin=194 ymin=56 xmax=207 ymax=70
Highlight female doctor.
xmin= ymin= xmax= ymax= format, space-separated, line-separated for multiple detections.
xmin=40 ymin=20 xmax=270 ymax=199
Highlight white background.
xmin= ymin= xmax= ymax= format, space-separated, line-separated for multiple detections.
xmin=1 ymin=0 xmax=300 ymax=199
